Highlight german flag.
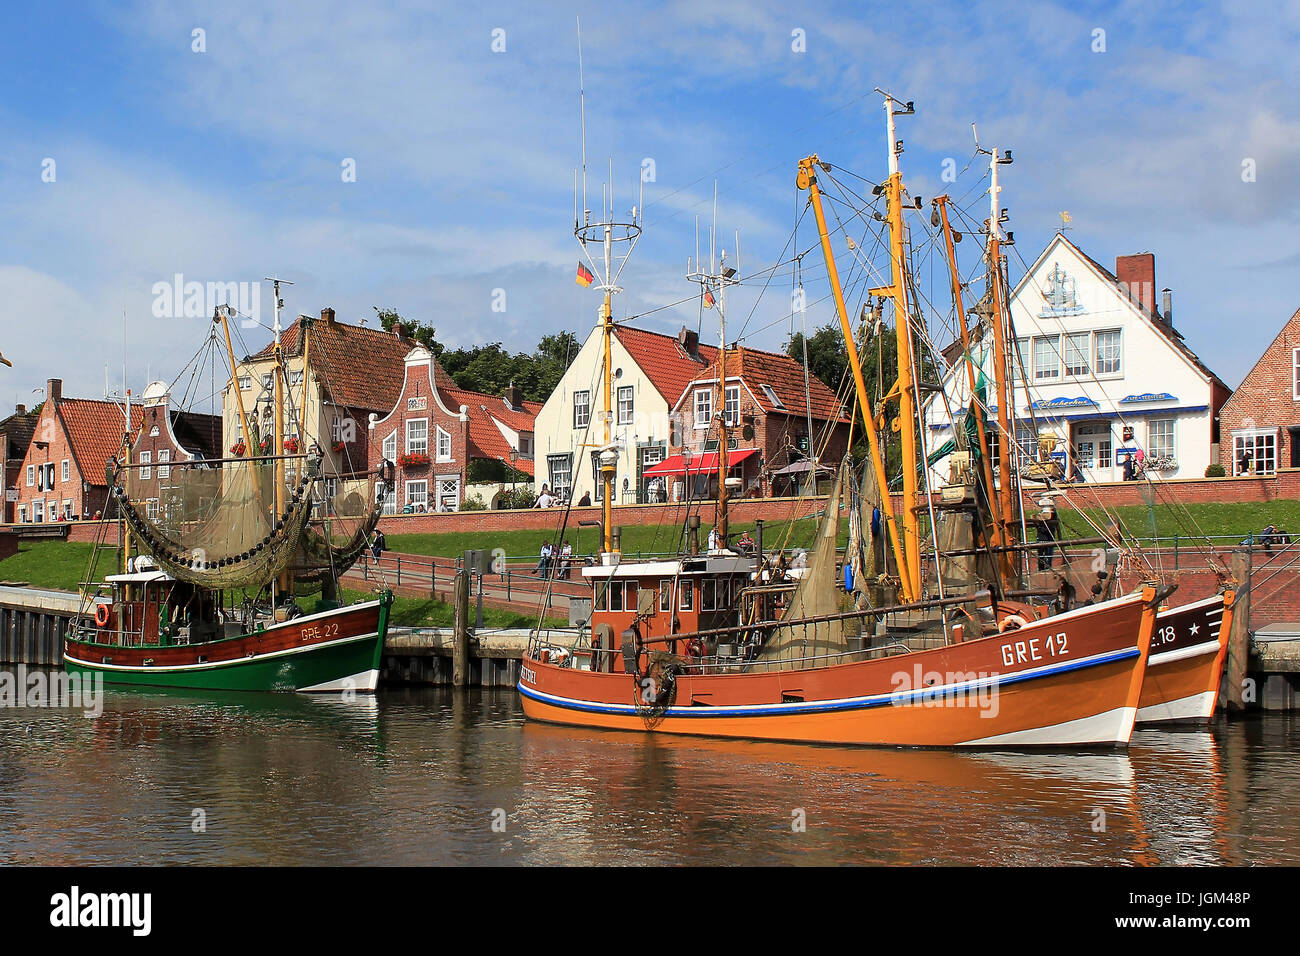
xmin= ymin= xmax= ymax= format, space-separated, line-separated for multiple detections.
xmin=703 ymin=289 xmax=715 ymax=309
xmin=576 ymin=262 xmax=595 ymax=287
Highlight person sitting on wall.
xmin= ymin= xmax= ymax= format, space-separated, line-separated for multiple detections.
xmin=736 ymin=530 xmax=756 ymax=555
xmin=560 ymin=539 xmax=573 ymax=579
xmin=535 ymin=484 xmax=556 ymax=508
xmin=577 ymin=491 xmax=591 ymax=507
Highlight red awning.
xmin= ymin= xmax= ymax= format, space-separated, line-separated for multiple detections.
xmin=642 ymin=448 xmax=758 ymax=478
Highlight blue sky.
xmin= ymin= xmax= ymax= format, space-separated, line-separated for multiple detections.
xmin=1 ymin=0 xmax=1297 ymax=409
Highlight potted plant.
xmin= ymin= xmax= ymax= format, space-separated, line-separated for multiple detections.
xmin=398 ymin=452 xmax=430 ymax=469
xmin=284 ymin=436 xmax=301 ymax=453
xmin=332 ymin=440 xmax=347 ymax=454
xmin=230 ymin=441 xmax=246 ymax=457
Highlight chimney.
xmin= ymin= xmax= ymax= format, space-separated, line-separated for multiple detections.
xmin=394 ymin=322 xmax=407 ymax=341
xmin=502 ymin=383 xmax=523 ymax=409
xmin=1161 ymin=288 xmax=1173 ymax=328
xmin=1115 ymin=253 xmax=1156 ymax=316
xmin=15 ymin=404 xmax=25 ymax=415
xmin=320 ymin=307 xmax=336 ymax=324
xmin=46 ymin=378 xmax=62 ymax=403
xmin=678 ymin=326 xmax=700 ymax=359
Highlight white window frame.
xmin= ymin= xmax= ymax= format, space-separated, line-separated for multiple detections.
xmin=26 ymin=464 xmax=34 ymax=487
xmin=157 ymin=450 xmax=170 ymax=479
xmin=238 ymin=375 xmax=252 ymax=391
xmin=16 ymin=505 xmax=25 ymax=523
xmin=33 ymin=500 xmax=43 ymax=522
xmin=1147 ymin=418 xmax=1175 ymax=461
xmin=547 ymin=453 xmax=573 ymax=501
xmin=406 ymin=418 xmax=429 ymax=455
xmin=1063 ymin=332 xmax=1090 ymax=377
xmin=1033 ymin=335 xmax=1060 ymax=381
xmin=724 ymin=385 xmax=741 ymax=426
xmin=573 ymin=390 xmax=591 ymax=429
xmin=1094 ymin=329 xmax=1122 ymax=377
xmin=617 ymin=385 xmax=634 ymax=425
xmin=1293 ymin=347 xmax=1300 ymax=401
xmin=1233 ymin=428 xmax=1277 ymax=476
xmin=405 ymin=479 xmax=428 ymax=510
xmin=382 ymin=429 xmax=397 ymax=463
xmin=61 ymin=458 xmax=70 ymax=483
xmin=694 ymin=388 xmax=713 ymax=427
xmin=139 ymin=450 xmax=152 ymax=480
xmin=436 ymin=426 xmax=452 ymax=462
xmin=377 ymin=481 xmax=397 ymax=515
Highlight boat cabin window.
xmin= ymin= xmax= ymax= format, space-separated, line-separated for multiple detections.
xmin=679 ymin=581 xmax=694 ymax=611
xmin=609 ymin=581 xmax=623 ymax=612
xmin=659 ymin=580 xmax=671 ymax=612
xmin=701 ymin=578 xmax=716 ymax=610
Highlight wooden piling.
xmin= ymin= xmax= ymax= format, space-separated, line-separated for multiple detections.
xmin=452 ymin=555 xmax=471 ymax=687
xmin=1224 ymin=550 xmax=1252 ymax=714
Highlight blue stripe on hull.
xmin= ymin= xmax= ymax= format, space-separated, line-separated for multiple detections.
xmin=520 ymin=646 xmax=1140 ymax=719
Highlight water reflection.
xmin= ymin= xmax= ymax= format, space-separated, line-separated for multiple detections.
xmin=0 ymin=685 xmax=1296 ymax=865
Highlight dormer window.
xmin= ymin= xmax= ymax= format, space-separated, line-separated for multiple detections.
xmin=693 ymin=389 xmax=712 ymax=427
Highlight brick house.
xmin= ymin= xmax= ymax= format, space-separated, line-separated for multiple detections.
xmin=126 ymin=381 xmax=222 ymax=522
xmin=1 ymin=403 xmax=39 ymax=523
xmin=1218 ymin=304 xmax=1300 ymax=475
xmin=368 ymin=346 xmax=540 ymax=512
xmin=650 ymin=344 xmax=851 ymax=500
xmin=227 ymin=308 xmax=417 ymax=484
xmin=13 ymin=379 xmax=143 ymax=522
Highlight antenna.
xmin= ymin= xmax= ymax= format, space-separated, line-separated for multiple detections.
xmin=263 ymin=276 xmax=294 ymax=345
xmin=577 ymin=17 xmax=589 ymax=225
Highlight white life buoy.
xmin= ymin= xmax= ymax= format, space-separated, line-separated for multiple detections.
xmin=998 ymin=614 xmax=1028 ymax=633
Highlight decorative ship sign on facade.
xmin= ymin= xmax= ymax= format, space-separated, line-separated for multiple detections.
xmin=924 ymin=233 xmax=1230 ymax=483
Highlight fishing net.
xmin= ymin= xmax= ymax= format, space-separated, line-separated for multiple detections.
xmin=115 ymin=455 xmax=315 ymax=590
xmin=750 ymin=460 xmax=853 ymax=667
xmin=290 ymin=474 xmax=388 ymax=586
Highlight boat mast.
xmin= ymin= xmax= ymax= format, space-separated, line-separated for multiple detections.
xmin=797 ymin=155 xmax=913 ymax=600
xmin=933 ymin=196 xmax=1012 ymax=590
xmin=687 ymin=197 xmax=741 ymax=546
xmin=982 ymin=145 xmax=1020 ymax=576
xmin=869 ymin=91 xmax=923 ymax=602
xmin=265 ymin=276 xmax=294 ymax=597
xmin=573 ymin=21 xmax=642 ymax=561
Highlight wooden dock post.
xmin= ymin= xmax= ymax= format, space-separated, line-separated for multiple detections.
xmin=452 ymin=554 xmax=472 ymax=687
xmin=1225 ymin=550 xmax=1252 ymax=713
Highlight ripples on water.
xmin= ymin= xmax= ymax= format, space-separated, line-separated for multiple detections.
xmin=0 ymin=681 xmax=1296 ymax=865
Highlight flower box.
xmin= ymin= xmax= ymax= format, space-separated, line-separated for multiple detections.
xmin=398 ymin=452 xmax=431 ymax=469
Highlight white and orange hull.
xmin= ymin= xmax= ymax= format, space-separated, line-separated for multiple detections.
xmin=521 ymin=589 xmax=1158 ymax=748
xmin=1136 ymin=592 xmax=1233 ymax=725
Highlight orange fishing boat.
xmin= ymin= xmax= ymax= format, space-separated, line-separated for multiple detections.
xmin=522 ymin=91 xmax=1159 ymax=749
xmin=1138 ymin=592 xmax=1234 ymax=724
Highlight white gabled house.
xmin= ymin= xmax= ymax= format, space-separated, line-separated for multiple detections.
xmin=923 ymin=233 xmax=1230 ymax=485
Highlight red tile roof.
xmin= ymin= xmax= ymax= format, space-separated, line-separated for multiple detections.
xmin=676 ymin=345 xmax=849 ymax=423
xmin=252 ymin=315 xmax=431 ymax=414
xmin=441 ymin=385 xmax=538 ymax=477
xmin=612 ymin=325 xmax=719 ymax=403
xmin=58 ymin=398 xmax=144 ymax=486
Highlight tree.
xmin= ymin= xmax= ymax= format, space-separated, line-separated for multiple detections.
xmin=373 ymin=307 xmax=440 ymax=354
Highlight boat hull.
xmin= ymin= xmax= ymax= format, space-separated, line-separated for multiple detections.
xmin=521 ymin=590 xmax=1156 ymax=748
xmin=1136 ymin=592 xmax=1232 ymax=725
xmin=64 ymin=600 xmax=388 ymax=693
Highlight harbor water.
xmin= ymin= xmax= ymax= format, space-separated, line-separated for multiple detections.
xmin=1 ymin=679 xmax=1297 ymax=865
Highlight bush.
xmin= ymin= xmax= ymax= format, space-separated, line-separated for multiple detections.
xmin=1205 ymin=463 xmax=1227 ymax=478
xmin=498 ymin=487 xmax=537 ymax=510
xmin=462 ymin=493 xmax=488 ymax=511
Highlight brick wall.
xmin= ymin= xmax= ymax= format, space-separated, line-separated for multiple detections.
xmin=368 ymin=360 xmax=469 ymax=511
xmin=1218 ymin=306 xmax=1300 ymax=473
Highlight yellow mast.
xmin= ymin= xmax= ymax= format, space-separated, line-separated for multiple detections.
xmin=268 ymin=278 xmax=290 ymax=596
xmin=797 ymin=155 xmax=914 ymax=600
xmin=217 ymin=307 xmax=256 ymax=462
